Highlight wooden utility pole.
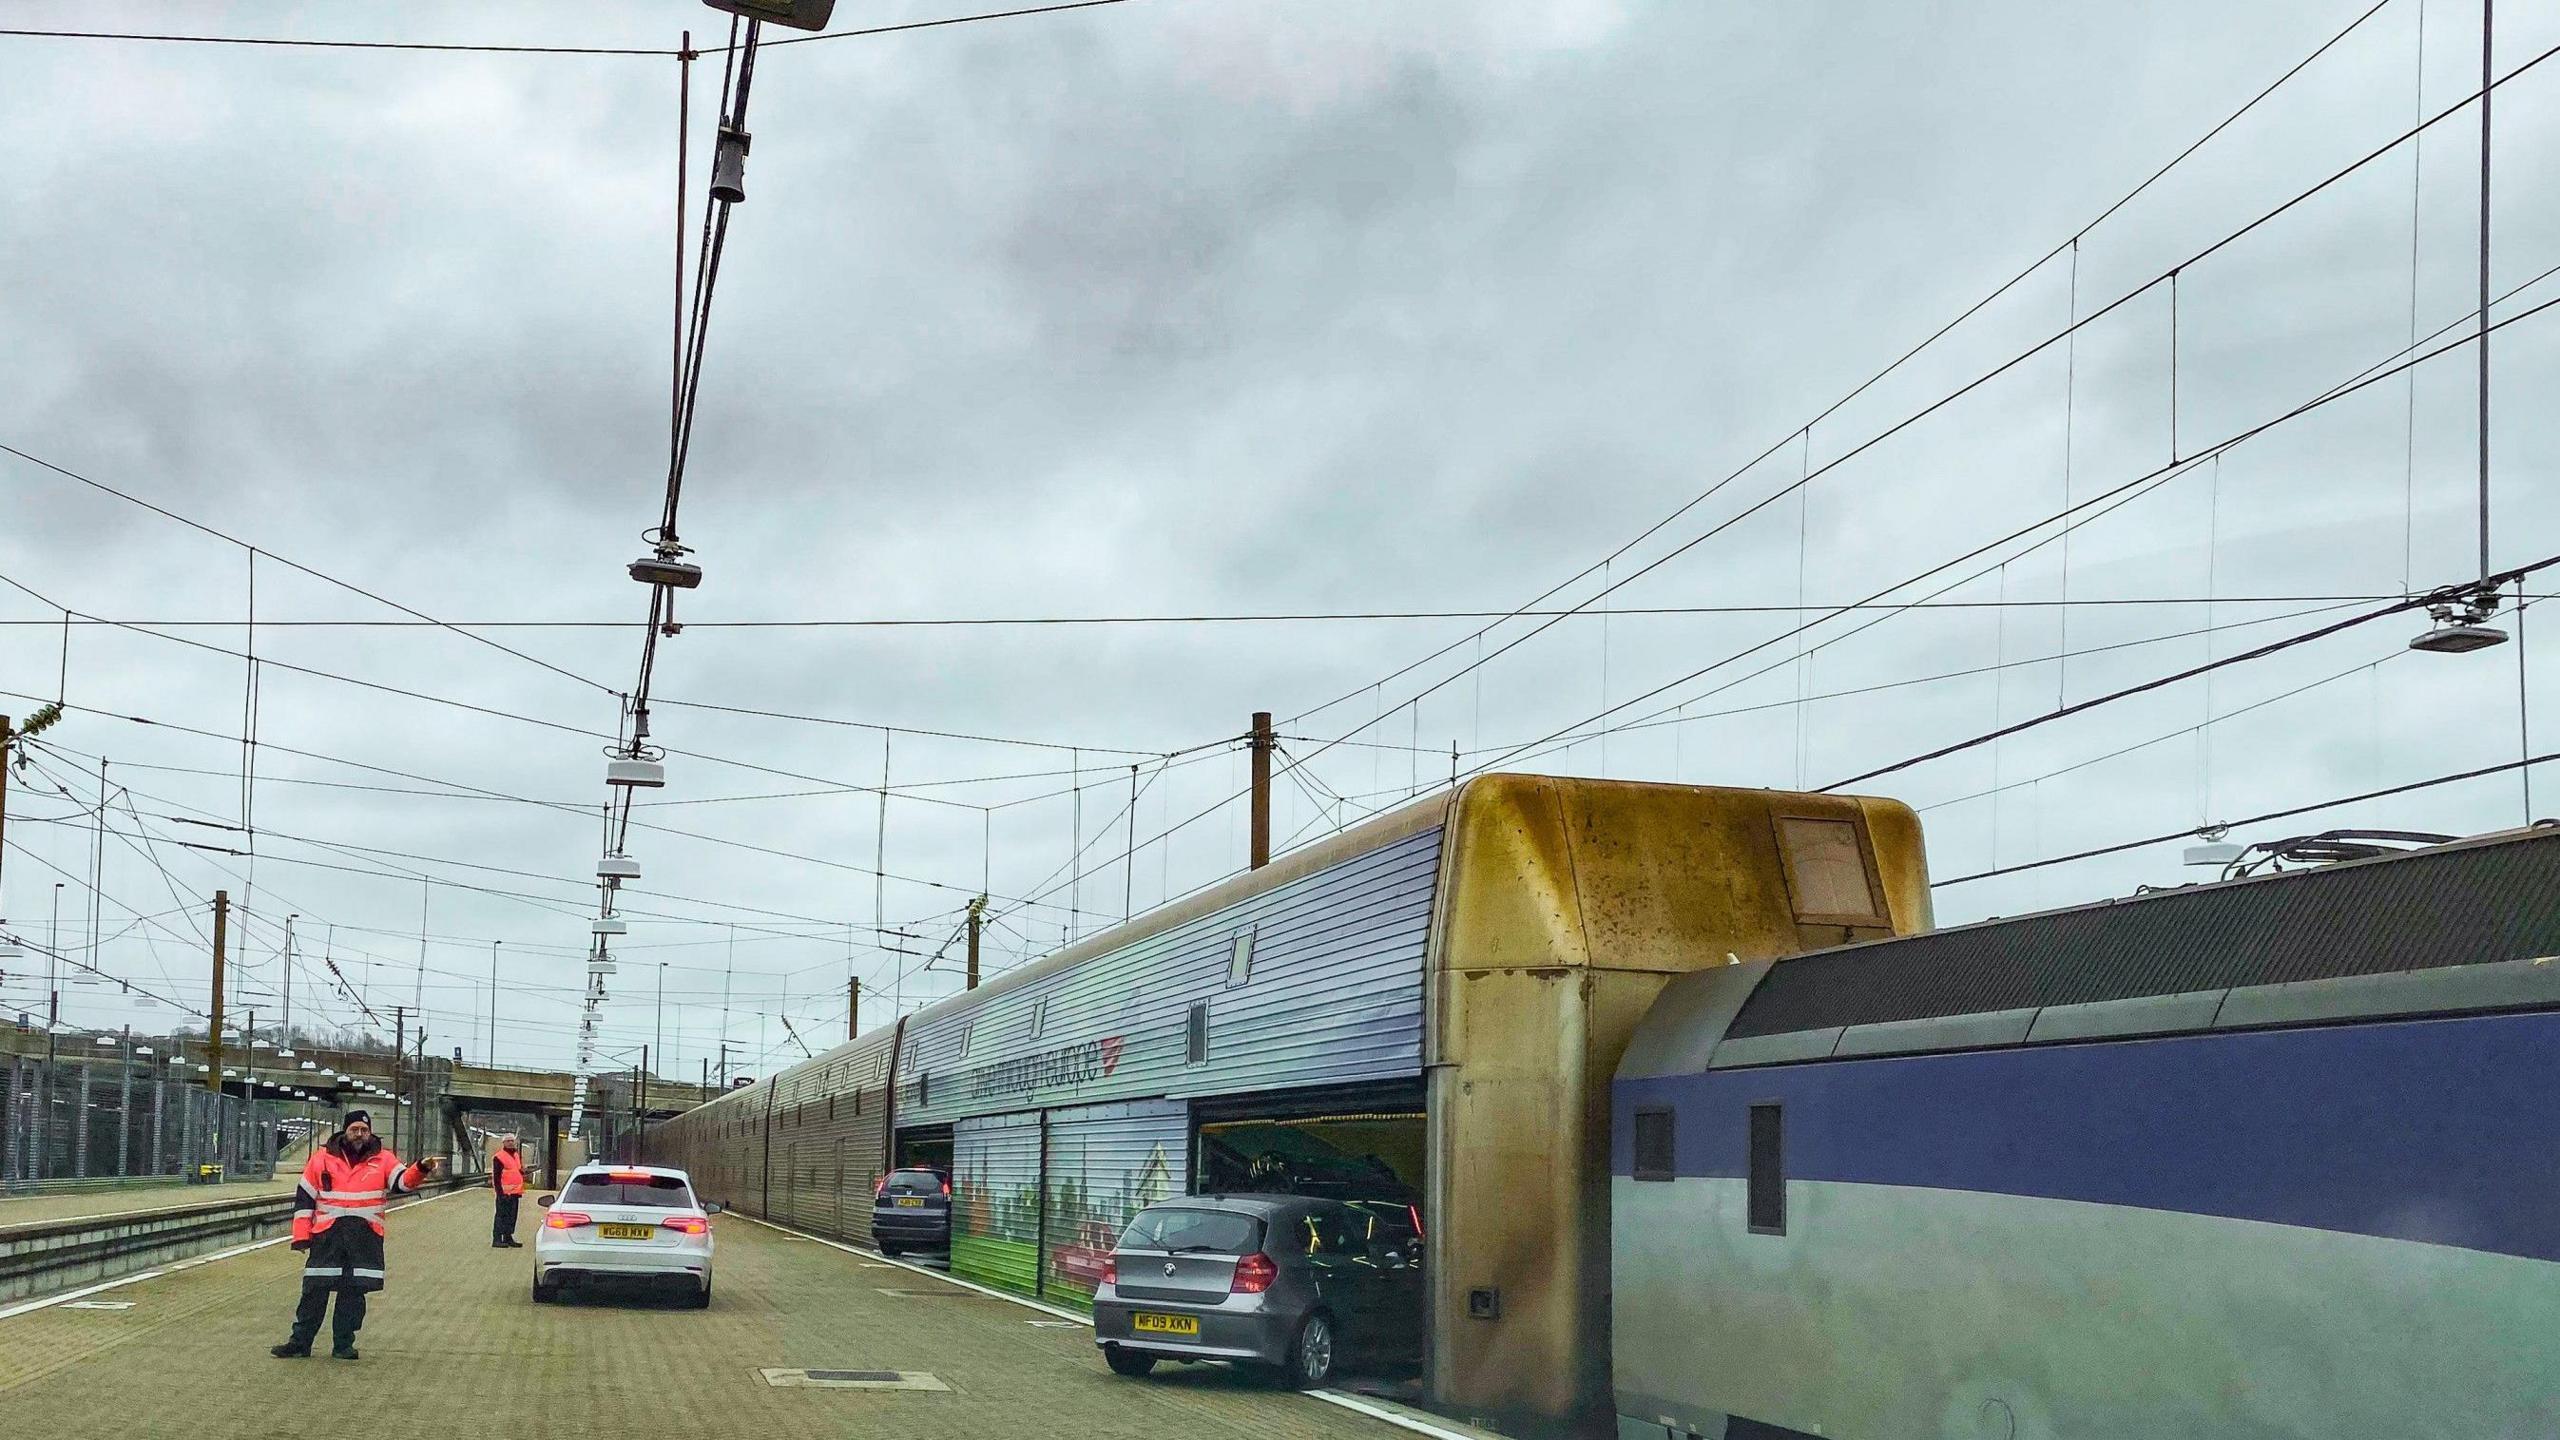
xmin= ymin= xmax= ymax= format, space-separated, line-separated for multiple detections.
xmin=0 ymin=716 xmax=13 ymax=908
xmin=1248 ymin=711 xmax=1275 ymax=869
xmin=846 ymin=975 xmax=859 ymax=1040
xmin=965 ymin=895 xmax=985 ymax=990
xmin=207 ymin=891 xmax=229 ymax=1093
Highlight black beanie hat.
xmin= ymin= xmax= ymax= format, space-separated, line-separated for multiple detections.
xmin=342 ymin=1109 xmax=373 ymax=1127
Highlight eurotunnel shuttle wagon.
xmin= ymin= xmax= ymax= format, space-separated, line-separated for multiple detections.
xmin=649 ymin=773 xmax=1930 ymax=1432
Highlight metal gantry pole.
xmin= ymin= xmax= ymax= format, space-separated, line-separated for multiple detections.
xmin=488 ymin=940 xmax=501 ymax=1066
xmin=73 ymin=1055 xmax=91 ymax=1178
xmin=2476 ymin=0 xmax=2495 ymax=586
xmin=117 ymin=1025 xmax=131 ymax=1176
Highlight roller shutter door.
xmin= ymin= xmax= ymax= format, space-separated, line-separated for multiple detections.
xmin=841 ymin=1052 xmax=893 ymax=1244
xmin=951 ymin=1110 xmax=1043 ymax=1297
xmin=1039 ymin=1098 xmax=1188 ymax=1310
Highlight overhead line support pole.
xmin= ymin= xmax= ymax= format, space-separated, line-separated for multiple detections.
xmin=965 ymin=896 xmax=984 ymax=991
xmin=1248 ymin=712 xmax=1274 ymax=869
xmin=2477 ymin=0 xmax=2495 ymax=586
xmin=0 ymin=716 xmax=11 ymax=909
xmin=207 ymin=890 xmax=228 ymax=1093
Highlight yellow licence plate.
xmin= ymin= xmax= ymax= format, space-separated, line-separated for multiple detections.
xmin=1131 ymin=1312 xmax=1199 ymax=1337
xmin=598 ymin=1224 xmax=656 ymax=1240
xmin=893 ymin=1196 xmax=927 ymax=1208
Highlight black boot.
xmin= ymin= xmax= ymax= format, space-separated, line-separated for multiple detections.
xmin=270 ymin=1342 xmax=311 ymax=1359
xmin=331 ymin=1343 xmax=360 ymax=1360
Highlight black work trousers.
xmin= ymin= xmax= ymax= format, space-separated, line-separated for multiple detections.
xmin=493 ymin=1192 xmax=521 ymax=1243
xmin=288 ymin=1285 xmax=367 ymax=1349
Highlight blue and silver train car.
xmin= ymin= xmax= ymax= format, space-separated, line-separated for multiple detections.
xmin=1612 ymin=824 xmax=2560 ymax=1440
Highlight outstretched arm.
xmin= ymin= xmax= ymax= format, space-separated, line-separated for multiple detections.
xmin=387 ymin=1154 xmax=442 ymax=1196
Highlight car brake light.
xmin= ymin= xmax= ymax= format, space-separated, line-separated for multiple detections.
xmin=875 ymin=1176 xmax=889 ymax=1197
xmin=941 ymin=1178 xmax=951 ymax=1197
xmin=1409 ymin=1204 xmax=1425 ymax=1239
xmin=1231 ymin=1253 xmax=1278 ymax=1295
xmin=1101 ymin=1254 xmax=1118 ymax=1286
xmin=544 ymin=1210 xmax=594 ymax=1230
xmin=661 ymin=1214 xmax=709 ymax=1235
xmin=608 ymin=1171 xmax=650 ymax=1182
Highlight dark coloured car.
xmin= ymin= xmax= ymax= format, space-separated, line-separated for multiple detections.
xmin=1093 ymin=1195 xmax=1424 ymax=1388
xmin=871 ymin=1167 xmax=951 ymax=1257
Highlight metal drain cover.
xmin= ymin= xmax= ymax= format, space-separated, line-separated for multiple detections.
xmin=759 ymin=1368 xmax=948 ymax=1391
xmin=808 ymin=1370 xmax=901 ymax=1382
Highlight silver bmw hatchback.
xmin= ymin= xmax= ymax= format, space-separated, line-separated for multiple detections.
xmin=1092 ymin=1194 xmax=1424 ymax=1388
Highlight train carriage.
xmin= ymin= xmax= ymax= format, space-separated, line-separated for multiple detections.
xmin=647 ymin=773 xmax=1929 ymax=1431
xmin=1612 ymin=822 xmax=2560 ymax=1440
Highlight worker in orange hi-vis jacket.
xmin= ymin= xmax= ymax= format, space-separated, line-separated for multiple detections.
xmin=270 ymin=1110 xmax=440 ymax=1361
xmin=489 ymin=1134 xmax=531 ymax=1248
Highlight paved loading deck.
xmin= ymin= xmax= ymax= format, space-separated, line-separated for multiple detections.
xmin=0 ymin=1185 xmax=1454 ymax=1440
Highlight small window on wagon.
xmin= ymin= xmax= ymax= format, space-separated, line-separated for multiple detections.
xmin=1632 ymin=1107 xmax=1675 ymax=1182
xmin=561 ymin=1173 xmax=693 ymax=1208
xmin=1747 ymin=1103 xmax=1786 ymax=1235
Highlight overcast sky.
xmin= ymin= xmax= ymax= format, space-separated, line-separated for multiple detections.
xmin=2 ymin=0 xmax=2552 ymax=1077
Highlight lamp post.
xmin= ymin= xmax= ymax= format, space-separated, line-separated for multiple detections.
xmin=487 ymin=940 xmax=501 ymax=1066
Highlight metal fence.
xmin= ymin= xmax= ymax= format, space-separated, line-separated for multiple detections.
xmin=1 ymin=1055 xmax=296 ymax=1191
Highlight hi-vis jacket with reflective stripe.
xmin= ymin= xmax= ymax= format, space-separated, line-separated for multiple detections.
xmin=292 ymin=1142 xmax=428 ymax=1244
xmin=492 ymin=1146 xmax=530 ymax=1197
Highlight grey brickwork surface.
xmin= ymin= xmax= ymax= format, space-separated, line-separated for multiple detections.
xmin=0 ymin=1184 xmax=1415 ymax=1440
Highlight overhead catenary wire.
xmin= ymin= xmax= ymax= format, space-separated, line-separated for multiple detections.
xmin=1285 ymin=0 xmax=2409 ymax=735
xmin=1931 ymin=751 xmax=2559 ymax=888
xmin=1436 ymin=598 xmax=2374 ymax=761
xmin=1461 ymin=288 xmax=2560 ymax=787
xmin=1285 ymin=30 xmax=2560 ymax=781
xmin=0 ymin=573 xmax=1163 ymax=814
xmin=0 ymin=1 xmax=1136 ymax=57
xmin=1468 ymin=303 xmax=2510 ymax=786
xmin=0 ymin=441 xmax=613 ymax=698
xmin=1 ymin=594 xmax=2514 ymax=629
xmin=1824 ymin=555 xmax=2560 ymax=795
xmin=0 ymin=691 xmax=1101 ymax=924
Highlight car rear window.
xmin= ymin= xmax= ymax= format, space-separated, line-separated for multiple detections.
xmin=882 ymin=1169 xmax=945 ymax=1195
xmin=1119 ymin=1207 xmax=1263 ymax=1255
xmin=560 ymin=1174 xmax=692 ymax=1208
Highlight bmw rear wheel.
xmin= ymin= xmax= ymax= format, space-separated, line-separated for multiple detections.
xmin=532 ymin=1277 xmax=559 ymax=1305
xmin=1283 ymin=1312 xmax=1336 ymax=1389
xmin=1103 ymin=1346 xmax=1157 ymax=1378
